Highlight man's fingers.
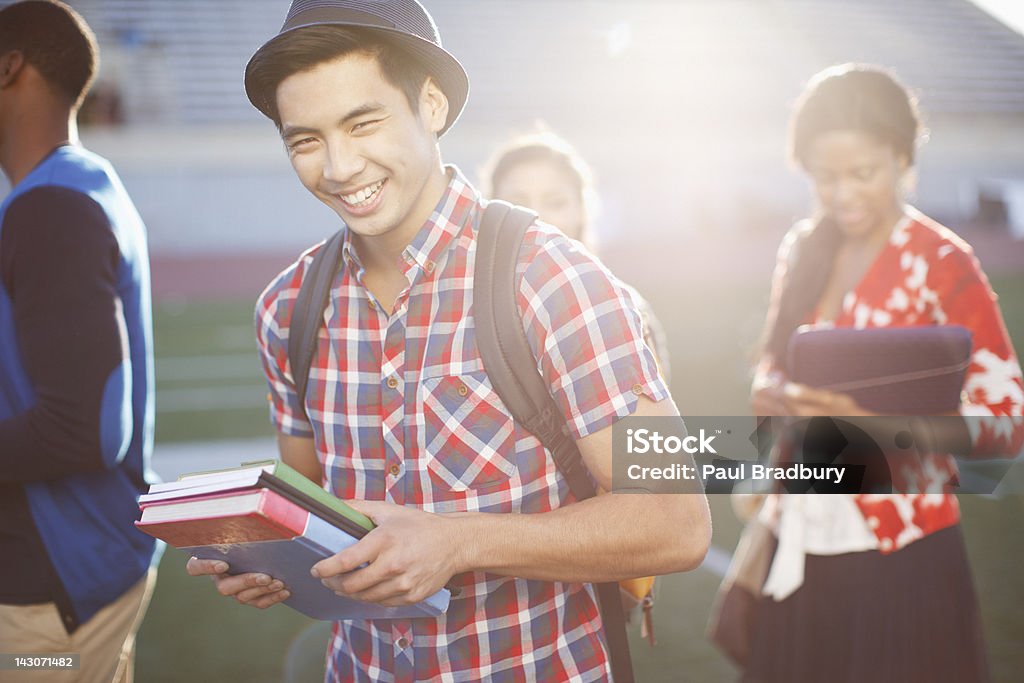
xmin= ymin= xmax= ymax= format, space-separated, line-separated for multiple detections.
xmin=343 ymin=576 xmax=417 ymax=606
xmin=186 ymin=556 xmax=229 ymax=576
xmin=234 ymin=582 xmax=288 ymax=605
xmin=344 ymin=498 xmax=388 ymax=521
xmin=241 ymin=589 xmax=292 ymax=609
xmin=186 ymin=558 xmax=291 ymax=608
xmin=211 ymin=572 xmax=277 ymax=596
xmin=312 ymin=529 xmax=386 ymax=578
xmin=322 ymin=554 xmax=402 ymax=595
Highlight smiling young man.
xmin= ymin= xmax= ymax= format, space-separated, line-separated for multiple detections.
xmin=186 ymin=1 xmax=710 ymax=680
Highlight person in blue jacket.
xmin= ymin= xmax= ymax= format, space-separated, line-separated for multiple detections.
xmin=0 ymin=2 xmax=159 ymax=681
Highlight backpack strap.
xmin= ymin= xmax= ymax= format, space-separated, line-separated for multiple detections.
xmin=475 ymin=200 xmax=635 ymax=683
xmin=288 ymin=229 xmax=346 ymax=419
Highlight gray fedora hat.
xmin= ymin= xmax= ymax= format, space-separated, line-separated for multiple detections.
xmin=245 ymin=0 xmax=469 ymax=135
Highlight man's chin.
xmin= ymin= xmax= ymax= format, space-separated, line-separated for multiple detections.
xmin=329 ymin=205 xmax=372 ymax=231
xmin=337 ymin=216 xmax=390 ymax=240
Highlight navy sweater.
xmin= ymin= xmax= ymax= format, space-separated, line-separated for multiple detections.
xmin=0 ymin=146 xmax=158 ymax=632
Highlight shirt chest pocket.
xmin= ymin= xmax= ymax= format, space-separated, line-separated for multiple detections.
xmin=419 ymin=370 xmax=517 ymax=491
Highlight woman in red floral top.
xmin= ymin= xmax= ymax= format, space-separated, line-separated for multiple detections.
xmin=743 ymin=64 xmax=1024 ymax=682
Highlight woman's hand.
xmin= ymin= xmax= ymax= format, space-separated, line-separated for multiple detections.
xmin=751 ymin=361 xmax=872 ymax=418
xmin=751 ymin=369 xmax=789 ymax=416
xmin=782 ymin=383 xmax=872 ymax=418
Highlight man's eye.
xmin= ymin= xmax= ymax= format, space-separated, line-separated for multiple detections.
xmin=352 ymin=119 xmax=382 ymax=132
xmin=288 ymin=137 xmax=316 ymax=150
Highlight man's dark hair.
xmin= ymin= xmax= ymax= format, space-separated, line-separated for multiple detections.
xmin=246 ymin=26 xmax=431 ymax=128
xmin=0 ymin=0 xmax=98 ymax=109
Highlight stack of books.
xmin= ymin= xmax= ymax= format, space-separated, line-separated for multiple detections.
xmin=136 ymin=460 xmax=450 ymax=620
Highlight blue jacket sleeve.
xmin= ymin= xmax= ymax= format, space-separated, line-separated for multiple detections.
xmin=0 ymin=186 xmax=132 ymax=481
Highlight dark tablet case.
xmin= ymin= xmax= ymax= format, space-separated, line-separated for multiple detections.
xmin=787 ymin=325 xmax=973 ymax=414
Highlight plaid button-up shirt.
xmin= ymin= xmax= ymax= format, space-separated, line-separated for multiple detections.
xmin=256 ymin=167 xmax=667 ymax=682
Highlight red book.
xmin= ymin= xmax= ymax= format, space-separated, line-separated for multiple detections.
xmin=137 ymin=488 xmax=309 ymax=547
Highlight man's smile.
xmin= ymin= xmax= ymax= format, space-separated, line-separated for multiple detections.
xmin=334 ymin=178 xmax=387 ymax=215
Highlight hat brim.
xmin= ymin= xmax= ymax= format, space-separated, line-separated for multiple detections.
xmin=244 ymin=23 xmax=469 ymax=137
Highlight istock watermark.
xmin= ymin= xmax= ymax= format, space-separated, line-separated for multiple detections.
xmin=626 ymin=427 xmax=718 ymax=455
xmin=611 ymin=415 xmax=1024 ymax=495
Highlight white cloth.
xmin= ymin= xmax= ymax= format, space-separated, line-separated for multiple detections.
xmin=759 ymin=493 xmax=878 ymax=601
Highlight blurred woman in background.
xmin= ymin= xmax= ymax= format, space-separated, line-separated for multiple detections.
xmin=483 ymin=129 xmax=671 ymax=381
xmin=737 ymin=63 xmax=1024 ymax=683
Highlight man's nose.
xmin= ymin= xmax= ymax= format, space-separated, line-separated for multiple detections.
xmin=322 ymin=140 xmax=365 ymax=184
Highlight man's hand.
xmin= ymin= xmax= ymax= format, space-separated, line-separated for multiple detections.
xmin=311 ymin=500 xmax=462 ymax=607
xmin=185 ymin=557 xmax=291 ymax=609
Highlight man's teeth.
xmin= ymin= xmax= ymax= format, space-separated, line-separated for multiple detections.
xmin=342 ymin=180 xmax=384 ymax=206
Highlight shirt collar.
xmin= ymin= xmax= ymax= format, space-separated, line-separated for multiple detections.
xmin=340 ymin=165 xmax=478 ymax=280
xmin=402 ymin=165 xmax=477 ymax=277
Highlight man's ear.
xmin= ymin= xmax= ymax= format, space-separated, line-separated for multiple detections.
xmin=0 ymin=51 xmax=25 ymax=89
xmin=419 ymin=77 xmax=449 ymax=135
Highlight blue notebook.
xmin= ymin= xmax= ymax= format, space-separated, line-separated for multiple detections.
xmin=788 ymin=325 xmax=972 ymax=414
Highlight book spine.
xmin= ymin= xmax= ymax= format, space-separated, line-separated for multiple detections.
xmin=257 ymin=488 xmax=311 ymax=537
xmin=268 ymin=464 xmax=375 ymax=532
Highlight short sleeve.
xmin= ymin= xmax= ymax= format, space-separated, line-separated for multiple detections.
xmin=255 ymin=262 xmax=315 ymax=438
xmin=515 ymin=225 xmax=669 ymax=440
xmin=633 ymin=291 xmax=672 ymax=383
xmin=934 ymin=244 xmax=1024 ymax=454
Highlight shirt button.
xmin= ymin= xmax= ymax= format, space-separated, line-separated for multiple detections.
xmin=867 ymin=516 xmax=880 ymax=530
xmin=880 ymin=537 xmax=894 ymax=552
xmin=632 ymin=384 xmax=644 ymax=396
xmin=456 ymin=382 xmax=468 ymax=397
xmin=386 ymin=376 xmax=399 ymax=389
xmin=397 ymin=637 xmax=409 ymax=649
xmin=389 ymin=464 xmax=401 ymax=477
xmin=368 ymin=299 xmax=377 ymax=310
xmin=424 ymin=261 xmax=435 ymax=273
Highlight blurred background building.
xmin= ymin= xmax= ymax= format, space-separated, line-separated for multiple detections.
xmin=37 ymin=0 xmax=1024 ymax=294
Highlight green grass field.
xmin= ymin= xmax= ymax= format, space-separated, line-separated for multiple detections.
xmin=138 ymin=273 xmax=1024 ymax=682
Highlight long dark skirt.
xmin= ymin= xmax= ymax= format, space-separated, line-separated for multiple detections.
xmin=742 ymin=525 xmax=990 ymax=683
